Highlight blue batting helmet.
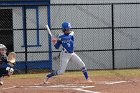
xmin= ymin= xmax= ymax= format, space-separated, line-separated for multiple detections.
xmin=62 ymin=22 xmax=72 ymax=29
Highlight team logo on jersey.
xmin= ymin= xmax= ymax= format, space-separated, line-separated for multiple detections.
xmin=62 ymin=39 xmax=71 ymax=43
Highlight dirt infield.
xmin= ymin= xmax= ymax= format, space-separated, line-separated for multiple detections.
xmin=0 ymin=74 xmax=140 ymax=93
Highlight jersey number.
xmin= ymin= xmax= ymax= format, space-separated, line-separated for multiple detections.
xmin=67 ymin=43 xmax=70 ymax=47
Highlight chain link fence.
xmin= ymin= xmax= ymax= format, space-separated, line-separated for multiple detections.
xmin=51 ymin=3 xmax=140 ymax=71
xmin=0 ymin=2 xmax=140 ymax=73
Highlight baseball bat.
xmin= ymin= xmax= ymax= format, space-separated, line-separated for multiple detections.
xmin=45 ymin=25 xmax=53 ymax=37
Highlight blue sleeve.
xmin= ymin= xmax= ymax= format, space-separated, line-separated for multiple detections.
xmin=54 ymin=40 xmax=61 ymax=49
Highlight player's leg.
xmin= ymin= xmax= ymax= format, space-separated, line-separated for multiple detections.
xmin=44 ymin=52 xmax=72 ymax=83
xmin=70 ymin=53 xmax=91 ymax=82
xmin=0 ymin=68 xmax=8 ymax=85
xmin=56 ymin=54 xmax=70 ymax=74
xmin=0 ymin=77 xmax=3 ymax=85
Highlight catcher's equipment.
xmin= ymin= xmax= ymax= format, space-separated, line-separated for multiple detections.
xmin=6 ymin=67 xmax=14 ymax=76
xmin=7 ymin=52 xmax=16 ymax=63
xmin=0 ymin=44 xmax=7 ymax=50
xmin=0 ymin=54 xmax=7 ymax=62
xmin=0 ymin=54 xmax=7 ymax=61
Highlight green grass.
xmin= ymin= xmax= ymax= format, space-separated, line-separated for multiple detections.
xmin=89 ymin=69 xmax=140 ymax=76
xmin=64 ymin=69 xmax=140 ymax=77
xmin=9 ymin=69 xmax=140 ymax=79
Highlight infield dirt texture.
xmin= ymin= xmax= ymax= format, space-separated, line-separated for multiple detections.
xmin=0 ymin=69 xmax=140 ymax=93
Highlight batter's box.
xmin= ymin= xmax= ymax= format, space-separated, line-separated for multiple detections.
xmin=33 ymin=82 xmax=95 ymax=88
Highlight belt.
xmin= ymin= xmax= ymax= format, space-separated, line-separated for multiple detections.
xmin=62 ymin=48 xmax=73 ymax=53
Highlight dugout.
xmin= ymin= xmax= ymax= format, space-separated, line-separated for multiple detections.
xmin=0 ymin=0 xmax=52 ymax=73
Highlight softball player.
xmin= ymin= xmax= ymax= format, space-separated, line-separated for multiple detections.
xmin=44 ymin=22 xmax=92 ymax=83
xmin=0 ymin=44 xmax=15 ymax=85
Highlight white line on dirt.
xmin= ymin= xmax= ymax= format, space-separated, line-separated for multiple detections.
xmin=1 ymin=84 xmax=101 ymax=93
xmin=1 ymin=86 xmax=16 ymax=90
xmin=18 ymin=84 xmax=95 ymax=89
xmin=74 ymin=88 xmax=101 ymax=93
xmin=47 ymin=85 xmax=94 ymax=88
xmin=20 ymin=85 xmax=42 ymax=88
xmin=105 ymin=81 xmax=127 ymax=85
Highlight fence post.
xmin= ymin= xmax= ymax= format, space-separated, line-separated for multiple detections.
xmin=23 ymin=5 xmax=28 ymax=73
xmin=47 ymin=5 xmax=52 ymax=70
xmin=111 ymin=3 xmax=115 ymax=70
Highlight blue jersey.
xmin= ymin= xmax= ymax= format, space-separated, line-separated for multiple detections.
xmin=54 ymin=31 xmax=74 ymax=53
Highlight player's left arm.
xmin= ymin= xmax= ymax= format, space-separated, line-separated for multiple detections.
xmin=54 ymin=39 xmax=62 ymax=49
xmin=53 ymin=34 xmax=62 ymax=49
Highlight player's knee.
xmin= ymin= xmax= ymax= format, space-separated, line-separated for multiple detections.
xmin=58 ymin=69 xmax=65 ymax=74
xmin=79 ymin=61 xmax=85 ymax=67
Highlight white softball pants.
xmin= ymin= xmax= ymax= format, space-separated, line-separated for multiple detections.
xmin=57 ymin=50 xmax=86 ymax=74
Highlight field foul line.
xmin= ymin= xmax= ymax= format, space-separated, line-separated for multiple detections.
xmin=1 ymin=86 xmax=16 ymax=90
xmin=18 ymin=84 xmax=95 ymax=88
xmin=73 ymin=88 xmax=101 ymax=93
xmin=104 ymin=81 xmax=127 ymax=85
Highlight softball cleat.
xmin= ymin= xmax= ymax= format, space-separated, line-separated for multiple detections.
xmin=87 ymin=78 xmax=93 ymax=82
xmin=0 ymin=81 xmax=3 ymax=85
xmin=44 ymin=77 xmax=49 ymax=84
